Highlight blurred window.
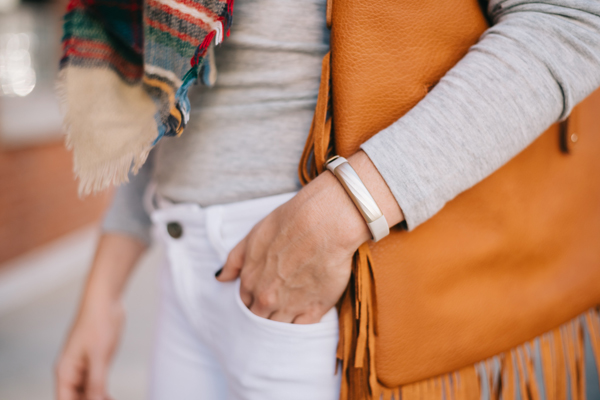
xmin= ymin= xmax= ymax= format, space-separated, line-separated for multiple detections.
xmin=0 ymin=0 xmax=63 ymax=148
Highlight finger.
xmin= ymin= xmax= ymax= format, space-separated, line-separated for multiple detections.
xmin=85 ymin=354 xmax=109 ymax=400
xmin=217 ymin=236 xmax=248 ymax=282
xmin=57 ymin=380 xmax=84 ymax=400
xmin=239 ymin=280 xmax=254 ymax=308
xmin=268 ymin=310 xmax=295 ymax=323
xmin=292 ymin=311 xmax=323 ymax=325
xmin=56 ymin=358 xmax=85 ymax=400
xmin=249 ymin=290 xmax=278 ymax=319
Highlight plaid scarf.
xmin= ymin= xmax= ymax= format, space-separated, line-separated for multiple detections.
xmin=59 ymin=0 xmax=234 ymax=194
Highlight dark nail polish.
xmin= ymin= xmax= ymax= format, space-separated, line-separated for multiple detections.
xmin=215 ymin=267 xmax=223 ymax=278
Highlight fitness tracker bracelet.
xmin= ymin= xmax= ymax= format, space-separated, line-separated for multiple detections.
xmin=325 ymin=155 xmax=390 ymax=242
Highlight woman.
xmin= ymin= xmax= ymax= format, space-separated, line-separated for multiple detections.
xmin=55 ymin=0 xmax=600 ymax=399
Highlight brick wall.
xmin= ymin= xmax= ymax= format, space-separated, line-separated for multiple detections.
xmin=0 ymin=142 xmax=111 ymax=266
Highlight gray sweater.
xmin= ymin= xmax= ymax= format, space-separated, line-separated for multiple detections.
xmin=104 ymin=0 xmax=600 ymax=244
xmin=153 ymin=0 xmax=328 ymax=207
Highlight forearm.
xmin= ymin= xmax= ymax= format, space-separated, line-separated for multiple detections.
xmin=346 ymin=151 xmax=405 ymax=228
xmin=361 ymin=0 xmax=600 ymax=229
xmin=80 ymin=233 xmax=146 ymax=308
xmin=57 ymin=233 xmax=144 ymax=400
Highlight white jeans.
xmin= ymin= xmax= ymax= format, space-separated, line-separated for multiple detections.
xmin=148 ymin=191 xmax=341 ymax=400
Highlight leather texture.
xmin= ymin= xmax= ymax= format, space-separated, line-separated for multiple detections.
xmin=323 ymin=0 xmax=600 ymax=389
xmin=370 ymin=95 xmax=600 ymax=386
xmin=330 ymin=0 xmax=488 ymax=157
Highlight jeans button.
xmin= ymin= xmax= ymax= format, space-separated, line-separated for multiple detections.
xmin=167 ymin=222 xmax=183 ymax=239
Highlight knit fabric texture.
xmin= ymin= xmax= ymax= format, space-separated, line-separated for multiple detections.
xmin=59 ymin=0 xmax=234 ymax=194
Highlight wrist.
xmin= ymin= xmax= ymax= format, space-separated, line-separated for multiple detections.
xmin=81 ymin=279 xmax=125 ymax=313
xmin=83 ymin=280 xmax=125 ymax=306
xmin=326 ymin=155 xmax=390 ymax=242
xmin=326 ymin=170 xmax=374 ymax=247
xmin=77 ymin=291 xmax=124 ymax=329
xmin=346 ymin=151 xmax=404 ymax=227
xmin=298 ymin=169 xmax=372 ymax=250
xmin=295 ymin=150 xmax=404 ymax=250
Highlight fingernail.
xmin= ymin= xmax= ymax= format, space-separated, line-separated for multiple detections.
xmin=215 ymin=267 xmax=223 ymax=278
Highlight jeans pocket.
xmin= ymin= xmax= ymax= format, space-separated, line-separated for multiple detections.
xmin=232 ymin=279 xmax=338 ymax=336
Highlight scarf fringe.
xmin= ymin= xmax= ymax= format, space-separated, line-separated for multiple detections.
xmin=69 ymin=141 xmax=151 ymax=196
xmin=57 ymin=68 xmax=155 ymax=196
xmin=60 ymin=0 xmax=236 ymax=195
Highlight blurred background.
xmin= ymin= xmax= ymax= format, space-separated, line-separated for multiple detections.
xmin=0 ymin=0 xmax=158 ymax=398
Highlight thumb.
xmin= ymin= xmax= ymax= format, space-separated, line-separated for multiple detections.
xmin=216 ymin=236 xmax=247 ymax=282
xmin=85 ymin=353 xmax=109 ymax=400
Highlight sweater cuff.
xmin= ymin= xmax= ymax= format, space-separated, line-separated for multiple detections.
xmin=102 ymin=217 xmax=152 ymax=246
xmin=361 ymin=122 xmax=446 ymax=231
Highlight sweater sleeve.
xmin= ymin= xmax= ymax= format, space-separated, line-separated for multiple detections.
xmin=360 ymin=0 xmax=600 ymax=230
xmin=102 ymin=150 xmax=154 ymax=245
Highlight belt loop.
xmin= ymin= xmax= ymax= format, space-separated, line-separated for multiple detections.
xmin=205 ymin=205 xmax=229 ymax=264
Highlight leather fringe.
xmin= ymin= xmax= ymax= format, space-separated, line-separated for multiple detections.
xmin=337 ymin=245 xmax=600 ymax=400
xmin=295 ymin=37 xmax=600 ymax=400
xmin=299 ymin=52 xmax=333 ymax=185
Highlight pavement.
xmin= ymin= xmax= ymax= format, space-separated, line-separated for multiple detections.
xmin=0 ymin=245 xmax=161 ymax=400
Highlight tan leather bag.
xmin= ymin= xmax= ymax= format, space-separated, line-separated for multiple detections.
xmin=299 ymin=0 xmax=600 ymax=398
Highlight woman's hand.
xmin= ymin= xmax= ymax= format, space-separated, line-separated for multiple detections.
xmin=55 ymin=234 xmax=146 ymax=400
xmin=55 ymin=298 xmax=124 ymax=400
xmin=216 ymin=151 xmax=403 ymax=324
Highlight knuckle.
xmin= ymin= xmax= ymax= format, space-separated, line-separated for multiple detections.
xmin=256 ymin=291 xmax=276 ymax=309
